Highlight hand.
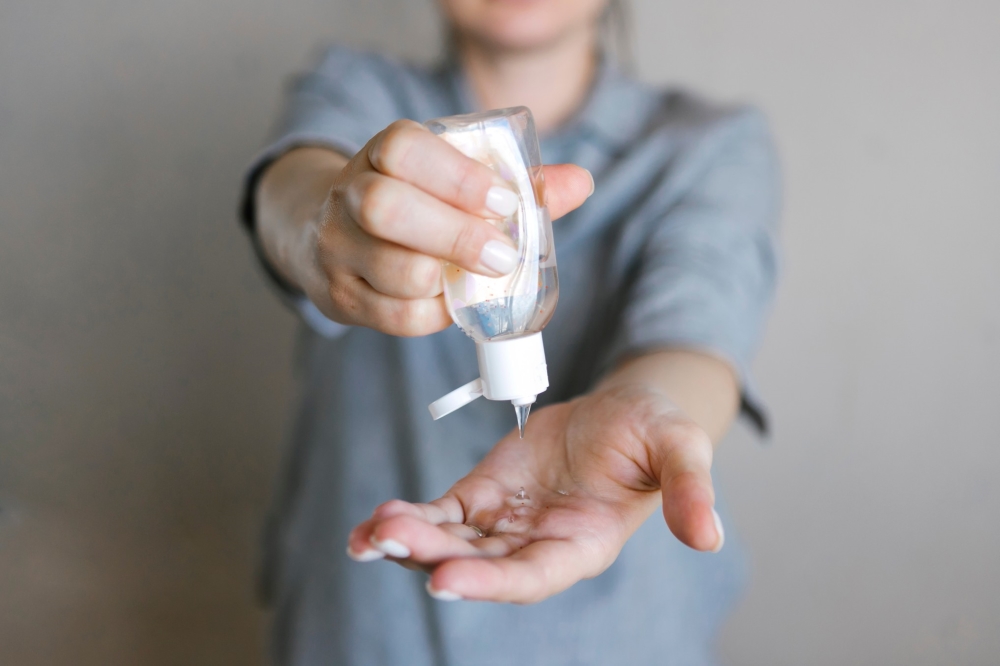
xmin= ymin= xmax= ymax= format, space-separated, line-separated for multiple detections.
xmin=294 ymin=120 xmax=593 ymax=337
xmin=346 ymin=384 xmax=724 ymax=604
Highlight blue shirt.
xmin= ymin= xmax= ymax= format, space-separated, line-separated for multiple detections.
xmin=242 ymin=46 xmax=780 ymax=666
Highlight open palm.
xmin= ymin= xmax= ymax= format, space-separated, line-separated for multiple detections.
xmin=347 ymin=384 xmax=724 ymax=604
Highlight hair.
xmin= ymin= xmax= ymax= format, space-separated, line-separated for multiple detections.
xmin=600 ymin=0 xmax=634 ymax=71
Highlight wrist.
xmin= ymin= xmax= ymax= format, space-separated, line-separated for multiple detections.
xmin=256 ymin=148 xmax=345 ymax=295
xmin=597 ymin=350 xmax=739 ymax=444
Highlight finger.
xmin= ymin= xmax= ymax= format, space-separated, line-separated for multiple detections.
xmin=438 ymin=523 xmax=483 ymax=541
xmin=347 ymin=518 xmax=384 ymax=562
xmin=332 ymin=275 xmax=451 ymax=337
xmin=344 ymin=171 xmax=519 ymax=277
xmin=371 ymin=498 xmax=465 ymax=525
xmin=367 ymin=120 xmax=519 ymax=219
xmin=540 ymin=164 xmax=594 ymax=221
xmin=348 ymin=497 xmax=464 ymax=563
xmin=438 ymin=523 xmax=503 ymax=547
xmin=370 ymin=515 xmax=517 ymax=563
xmin=349 ymin=236 xmax=443 ymax=299
xmin=427 ymin=539 xmax=596 ymax=604
xmin=655 ymin=421 xmax=722 ymax=553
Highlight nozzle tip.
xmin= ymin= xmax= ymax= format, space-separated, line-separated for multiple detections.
xmin=514 ymin=403 xmax=531 ymax=439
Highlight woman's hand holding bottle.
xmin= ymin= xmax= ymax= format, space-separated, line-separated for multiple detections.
xmin=256 ymin=119 xmax=593 ymax=337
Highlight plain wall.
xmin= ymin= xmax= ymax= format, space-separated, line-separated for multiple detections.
xmin=0 ymin=1 xmax=996 ymax=664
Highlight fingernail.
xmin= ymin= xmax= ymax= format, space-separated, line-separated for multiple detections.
xmin=479 ymin=240 xmax=519 ymax=275
xmin=370 ymin=537 xmax=411 ymax=559
xmin=346 ymin=546 xmax=386 ymax=562
xmin=711 ymin=509 xmax=725 ymax=553
xmin=585 ymin=169 xmax=595 ymax=197
xmin=485 ymin=186 xmax=519 ymax=217
xmin=426 ymin=580 xmax=462 ymax=601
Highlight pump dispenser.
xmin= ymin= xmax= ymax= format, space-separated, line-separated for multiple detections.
xmin=426 ymin=107 xmax=558 ymax=437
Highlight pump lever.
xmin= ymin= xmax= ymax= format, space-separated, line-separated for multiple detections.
xmin=428 ymin=378 xmax=484 ymax=420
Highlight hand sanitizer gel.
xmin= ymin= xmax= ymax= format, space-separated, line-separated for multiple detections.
xmin=426 ymin=107 xmax=558 ymax=437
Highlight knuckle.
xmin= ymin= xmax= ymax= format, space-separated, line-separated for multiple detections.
xmin=664 ymin=417 xmax=709 ymax=449
xmin=517 ymin=571 xmax=547 ymax=605
xmin=405 ymin=256 xmax=441 ymax=296
xmin=394 ymin=299 xmax=437 ymax=337
xmin=327 ymin=274 xmax=354 ymax=310
xmin=449 ymin=217 xmax=487 ymax=264
xmin=370 ymin=291 xmax=445 ymax=337
xmin=370 ymin=295 xmax=405 ymax=334
xmin=358 ymin=179 xmax=398 ymax=236
xmin=373 ymin=515 xmax=407 ymax=540
xmin=689 ymin=427 xmax=714 ymax=454
xmin=452 ymin=157 xmax=488 ymax=206
xmin=374 ymin=499 xmax=410 ymax=519
xmin=666 ymin=469 xmax=702 ymax=491
xmin=375 ymin=122 xmax=419 ymax=174
xmin=672 ymin=420 xmax=703 ymax=442
xmin=315 ymin=217 xmax=346 ymax=260
xmin=385 ymin=299 xmax=417 ymax=336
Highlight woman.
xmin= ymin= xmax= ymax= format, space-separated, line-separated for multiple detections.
xmin=242 ymin=0 xmax=779 ymax=663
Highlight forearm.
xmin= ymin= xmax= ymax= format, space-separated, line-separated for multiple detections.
xmin=254 ymin=146 xmax=350 ymax=291
xmin=599 ymin=349 xmax=740 ymax=444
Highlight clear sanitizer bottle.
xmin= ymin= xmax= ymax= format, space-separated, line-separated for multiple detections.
xmin=426 ymin=107 xmax=558 ymax=437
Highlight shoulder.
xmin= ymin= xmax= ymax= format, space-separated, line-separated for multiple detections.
xmin=591 ymin=79 xmax=781 ymax=230
xmin=312 ymin=45 xmax=425 ymax=84
xmin=654 ymin=87 xmax=769 ymax=137
xmin=603 ymin=79 xmax=779 ymax=198
xmin=644 ymin=84 xmax=775 ymax=159
xmin=652 ymin=87 xmax=777 ymax=175
xmin=591 ymin=69 xmax=778 ymax=179
xmin=297 ymin=45 xmax=446 ymax=118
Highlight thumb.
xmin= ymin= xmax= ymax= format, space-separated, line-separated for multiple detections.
xmin=656 ymin=422 xmax=725 ymax=553
xmin=541 ymin=164 xmax=594 ymax=220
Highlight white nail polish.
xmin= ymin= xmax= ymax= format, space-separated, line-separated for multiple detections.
xmin=371 ymin=537 xmax=411 ymax=559
xmin=426 ymin=580 xmax=462 ymax=601
xmin=485 ymin=186 xmax=519 ymax=217
xmin=711 ymin=509 xmax=725 ymax=553
xmin=346 ymin=546 xmax=386 ymax=562
xmin=479 ymin=240 xmax=518 ymax=275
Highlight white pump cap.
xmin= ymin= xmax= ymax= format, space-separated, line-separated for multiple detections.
xmin=428 ymin=332 xmax=549 ymax=419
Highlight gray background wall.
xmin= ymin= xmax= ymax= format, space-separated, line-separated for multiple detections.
xmin=0 ymin=1 xmax=996 ymax=664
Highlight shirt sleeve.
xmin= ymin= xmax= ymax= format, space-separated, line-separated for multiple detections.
xmin=609 ymin=108 xmax=781 ymax=434
xmin=238 ymin=46 xmax=413 ymax=337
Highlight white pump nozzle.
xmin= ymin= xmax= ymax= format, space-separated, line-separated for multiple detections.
xmin=428 ymin=333 xmax=549 ymax=429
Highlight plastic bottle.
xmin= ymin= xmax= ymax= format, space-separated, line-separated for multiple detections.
xmin=426 ymin=107 xmax=558 ymax=437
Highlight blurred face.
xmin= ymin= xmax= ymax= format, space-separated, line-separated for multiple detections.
xmin=439 ymin=0 xmax=610 ymax=52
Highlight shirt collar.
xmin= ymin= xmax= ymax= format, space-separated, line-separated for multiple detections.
xmin=444 ymin=53 xmax=654 ymax=152
xmin=568 ymin=57 xmax=656 ymax=149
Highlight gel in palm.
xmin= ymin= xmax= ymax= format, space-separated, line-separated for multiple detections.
xmin=426 ymin=107 xmax=558 ymax=437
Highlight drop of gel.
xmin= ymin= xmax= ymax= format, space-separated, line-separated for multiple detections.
xmin=514 ymin=487 xmax=530 ymax=501
xmin=514 ymin=403 xmax=531 ymax=438
xmin=556 ymin=490 xmax=569 ymax=496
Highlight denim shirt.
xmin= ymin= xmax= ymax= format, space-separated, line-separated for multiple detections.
xmin=241 ymin=46 xmax=780 ymax=666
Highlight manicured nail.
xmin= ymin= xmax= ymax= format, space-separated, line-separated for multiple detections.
xmin=585 ymin=169 xmax=595 ymax=197
xmin=711 ymin=509 xmax=725 ymax=553
xmin=426 ymin=580 xmax=462 ymax=601
xmin=371 ymin=537 xmax=411 ymax=559
xmin=485 ymin=186 xmax=519 ymax=217
xmin=346 ymin=546 xmax=386 ymax=562
xmin=479 ymin=240 xmax=519 ymax=275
